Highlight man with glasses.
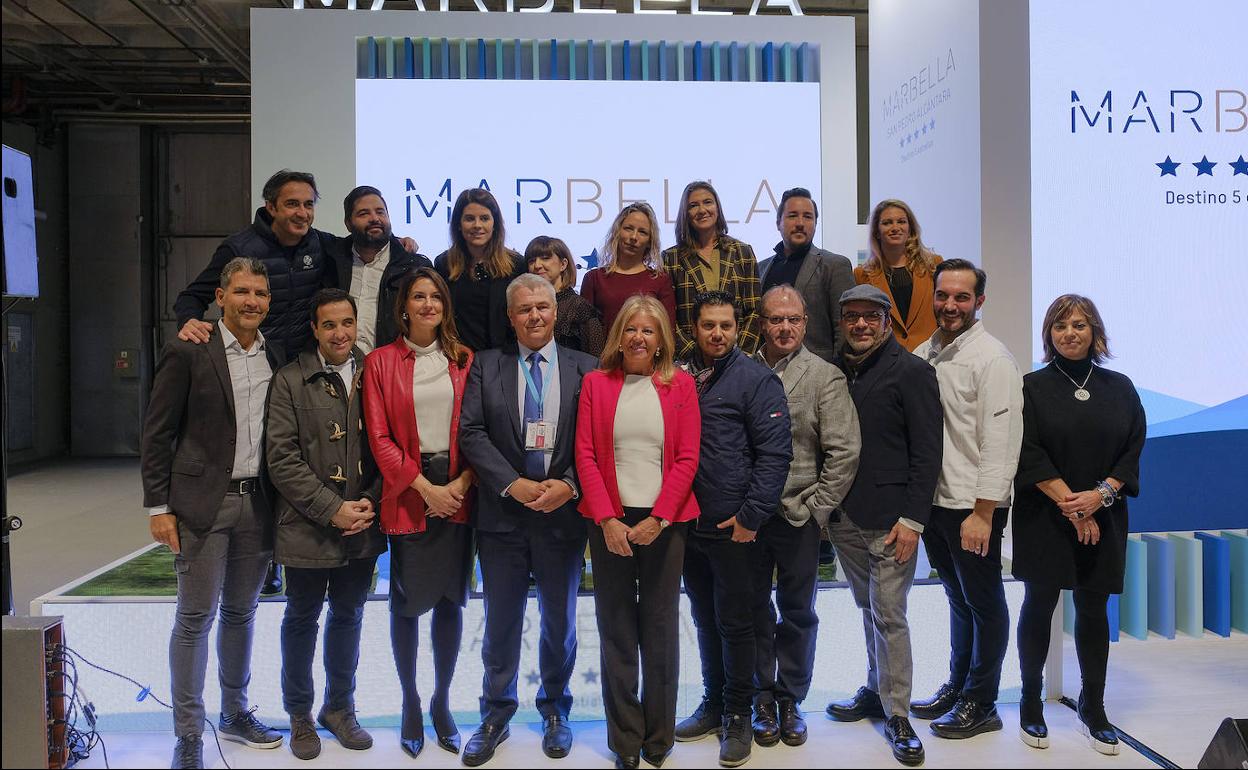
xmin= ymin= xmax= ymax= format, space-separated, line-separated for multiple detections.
xmin=825 ymin=285 xmax=942 ymax=767
xmin=749 ymin=285 xmax=861 ymax=749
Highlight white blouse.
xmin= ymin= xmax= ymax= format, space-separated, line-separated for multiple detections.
xmin=613 ymin=374 xmax=665 ymax=508
xmin=404 ymin=337 xmax=453 ymax=454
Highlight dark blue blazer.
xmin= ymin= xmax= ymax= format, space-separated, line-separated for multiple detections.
xmin=834 ymin=333 xmax=943 ymax=530
xmin=458 ymin=342 xmax=597 ymax=540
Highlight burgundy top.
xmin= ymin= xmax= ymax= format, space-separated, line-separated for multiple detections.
xmin=580 ymin=267 xmax=677 ymax=333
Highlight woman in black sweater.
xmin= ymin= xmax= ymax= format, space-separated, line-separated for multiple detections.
xmin=1011 ymin=294 xmax=1145 ymax=756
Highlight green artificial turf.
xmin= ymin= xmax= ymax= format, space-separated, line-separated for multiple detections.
xmin=65 ymin=547 xmax=179 ymax=596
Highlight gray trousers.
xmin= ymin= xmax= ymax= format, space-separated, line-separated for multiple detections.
xmin=170 ymin=492 xmax=272 ymax=737
xmin=827 ymin=515 xmax=918 ymax=719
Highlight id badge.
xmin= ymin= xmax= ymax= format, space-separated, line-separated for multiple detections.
xmin=525 ymin=419 xmax=551 ymax=450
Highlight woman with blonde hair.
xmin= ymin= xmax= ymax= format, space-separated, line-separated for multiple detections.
xmin=363 ymin=266 xmax=477 ymax=758
xmin=575 ymin=295 xmax=701 ymax=769
xmin=856 ymin=199 xmax=943 ymax=350
xmin=433 ymin=188 xmax=526 ymax=352
xmin=580 ymin=202 xmax=677 ymax=333
xmin=525 ymin=235 xmax=606 ymax=356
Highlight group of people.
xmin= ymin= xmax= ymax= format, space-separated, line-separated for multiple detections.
xmin=140 ymin=170 xmax=1146 ymax=770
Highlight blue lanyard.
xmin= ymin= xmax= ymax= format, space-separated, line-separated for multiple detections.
xmin=519 ymin=349 xmax=557 ymax=421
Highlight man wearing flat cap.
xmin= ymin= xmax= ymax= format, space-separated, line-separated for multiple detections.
xmin=824 ymin=284 xmax=943 ymax=768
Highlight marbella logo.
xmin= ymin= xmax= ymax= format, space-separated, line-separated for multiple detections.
xmin=1069 ymin=88 xmax=1246 ymax=133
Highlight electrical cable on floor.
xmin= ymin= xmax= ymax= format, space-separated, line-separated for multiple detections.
xmin=53 ymin=644 xmax=232 ymax=770
xmin=1058 ymin=696 xmax=1180 ymax=769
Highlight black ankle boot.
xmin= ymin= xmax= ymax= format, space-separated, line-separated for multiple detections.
xmin=1077 ymin=689 xmax=1119 ymax=756
xmin=1018 ymin=698 xmax=1048 ymax=749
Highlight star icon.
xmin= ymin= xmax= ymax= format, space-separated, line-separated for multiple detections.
xmin=1155 ymin=156 xmax=1180 ymax=176
xmin=525 ymin=669 xmax=540 ymax=686
xmin=1230 ymin=155 xmax=1248 ymax=176
xmin=579 ymin=248 xmax=599 ymax=270
xmin=582 ymin=668 xmax=598 ymax=684
xmin=1193 ymin=156 xmax=1217 ymax=176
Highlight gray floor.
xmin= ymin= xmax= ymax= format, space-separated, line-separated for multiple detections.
xmin=9 ymin=459 xmax=1247 ymax=768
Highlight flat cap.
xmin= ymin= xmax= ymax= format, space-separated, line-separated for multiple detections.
xmin=838 ymin=284 xmax=892 ymax=311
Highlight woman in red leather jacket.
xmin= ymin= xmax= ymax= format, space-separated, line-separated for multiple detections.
xmin=363 ymin=266 xmax=474 ymax=759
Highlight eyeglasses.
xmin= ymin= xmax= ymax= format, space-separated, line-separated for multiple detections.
xmin=842 ymin=310 xmax=886 ymax=324
xmin=764 ymin=315 xmax=806 ymax=326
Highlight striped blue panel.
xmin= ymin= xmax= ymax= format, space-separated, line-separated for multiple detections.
xmin=605 ymin=40 xmax=613 ymax=80
xmin=622 ymin=40 xmax=631 ymax=81
xmin=762 ymin=42 xmax=774 ymax=82
xmin=458 ymin=39 xmax=468 ymax=79
xmin=587 ymin=39 xmax=596 ymax=80
xmin=440 ymin=38 xmax=450 ymax=80
xmin=1121 ymin=536 xmax=1148 ymax=640
xmin=422 ymin=38 xmax=431 ymax=79
xmin=1196 ymin=532 xmax=1231 ymax=636
xmin=495 ymin=39 xmax=504 ymax=80
xmin=641 ymin=41 xmax=650 ymax=81
xmin=569 ymin=40 xmax=578 ymax=81
xmin=550 ymin=39 xmax=559 ymax=80
xmin=531 ymin=39 xmax=540 ymax=80
xmin=712 ymin=42 xmax=721 ymax=82
xmin=1171 ymin=533 xmax=1202 ymax=637
xmin=676 ymin=41 xmax=684 ymax=81
xmin=1226 ymin=530 xmax=1248 ymax=632
xmin=478 ymin=39 xmax=487 ymax=79
xmin=693 ymin=41 xmax=702 ymax=81
xmin=366 ymin=37 xmax=378 ymax=78
xmin=404 ymin=38 xmax=415 ymax=78
xmin=658 ymin=41 xmax=668 ymax=81
xmin=514 ymin=38 xmax=523 ymax=79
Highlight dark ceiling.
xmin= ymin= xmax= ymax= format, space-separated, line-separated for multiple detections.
xmin=2 ymin=0 xmax=865 ymax=133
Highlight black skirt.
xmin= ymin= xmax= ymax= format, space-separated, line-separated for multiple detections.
xmin=388 ymin=516 xmax=473 ymax=617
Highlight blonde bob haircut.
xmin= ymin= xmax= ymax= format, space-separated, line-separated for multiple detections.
xmin=863 ymin=198 xmax=940 ymax=279
xmin=598 ymin=294 xmax=677 ymax=385
xmin=600 ymin=201 xmax=665 ymax=275
xmin=1040 ymin=293 xmax=1113 ymax=364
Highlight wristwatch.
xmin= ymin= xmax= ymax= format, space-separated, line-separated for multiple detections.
xmin=657 ymin=517 xmax=670 ymax=529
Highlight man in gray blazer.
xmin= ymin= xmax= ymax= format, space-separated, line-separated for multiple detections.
xmin=757 ymin=187 xmax=856 ymax=362
xmin=749 ymin=285 xmax=861 ymax=749
xmin=141 ymin=257 xmax=285 ymax=769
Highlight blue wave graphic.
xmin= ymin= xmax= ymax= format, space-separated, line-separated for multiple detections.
xmin=1147 ymin=394 xmax=1248 ymax=438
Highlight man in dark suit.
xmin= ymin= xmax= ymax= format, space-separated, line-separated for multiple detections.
xmin=757 ymin=187 xmax=856 ymax=362
xmin=824 ymin=284 xmax=942 ymax=768
xmin=458 ymin=273 xmax=597 ymax=767
xmin=141 ymin=257 xmax=286 ymax=769
xmin=325 ymin=186 xmax=432 ymax=354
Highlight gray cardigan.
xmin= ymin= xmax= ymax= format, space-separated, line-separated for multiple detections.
xmin=758 ymin=345 xmax=861 ymax=528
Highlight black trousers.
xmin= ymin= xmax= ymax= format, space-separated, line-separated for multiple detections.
xmin=922 ymin=506 xmax=1010 ymax=704
xmin=683 ymin=532 xmax=759 ymax=717
xmin=280 ymin=556 xmax=377 ymax=716
xmin=751 ymin=517 xmax=821 ymax=706
xmin=477 ymin=526 xmax=587 ymax=726
xmin=588 ymin=507 xmax=688 ymax=757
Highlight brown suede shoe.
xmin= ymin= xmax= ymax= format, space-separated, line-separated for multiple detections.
xmin=289 ymin=714 xmax=321 ymax=760
xmin=317 ymin=707 xmax=373 ymax=750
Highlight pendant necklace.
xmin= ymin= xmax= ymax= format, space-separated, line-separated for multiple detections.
xmin=1054 ymin=361 xmax=1094 ymax=401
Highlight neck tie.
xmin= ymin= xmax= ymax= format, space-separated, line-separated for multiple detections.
xmin=524 ymin=351 xmax=546 ymax=479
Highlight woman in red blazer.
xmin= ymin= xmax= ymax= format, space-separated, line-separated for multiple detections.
xmin=575 ymin=294 xmax=701 ymax=769
xmin=363 ymin=266 xmax=474 ymax=759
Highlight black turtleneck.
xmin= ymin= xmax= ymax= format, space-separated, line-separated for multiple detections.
xmin=764 ymin=242 xmax=811 ymax=293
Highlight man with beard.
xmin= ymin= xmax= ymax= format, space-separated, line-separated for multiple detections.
xmin=908 ymin=260 xmax=1022 ymax=740
xmin=825 ymin=285 xmax=941 ymax=767
xmin=756 ymin=188 xmax=855 ymax=362
xmin=326 ymin=186 xmax=431 ymax=354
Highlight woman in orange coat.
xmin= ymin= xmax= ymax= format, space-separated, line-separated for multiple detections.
xmin=363 ymin=266 xmax=474 ymax=759
xmin=855 ymin=199 xmax=943 ymax=351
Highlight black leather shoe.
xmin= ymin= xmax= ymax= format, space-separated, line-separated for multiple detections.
xmin=675 ymin=698 xmax=722 ymax=742
xmin=778 ymin=700 xmax=808 ymax=746
xmin=1076 ymin=697 xmax=1119 ymax=756
xmin=615 ymin=753 xmax=641 ymax=769
xmin=909 ymin=681 xmax=959 ymax=720
xmin=542 ymin=715 xmax=573 ymax=759
xmin=885 ymin=716 xmax=925 ymax=766
xmin=929 ymin=698 xmax=1003 ymax=739
xmin=752 ymin=701 xmax=780 ymax=747
xmin=172 ymin=734 xmax=204 ymax=769
xmin=261 ymin=562 xmax=283 ymax=596
xmin=1018 ymin=698 xmax=1049 ymax=749
xmin=400 ymin=735 xmax=424 ymax=759
xmin=641 ymin=748 xmax=672 ymax=768
xmin=826 ymin=686 xmax=886 ymax=722
xmin=462 ymin=723 xmax=510 ymax=767
xmin=432 ymin=697 xmax=460 ymax=754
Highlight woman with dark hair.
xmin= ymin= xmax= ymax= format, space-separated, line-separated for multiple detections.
xmin=856 ymin=199 xmax=943 ymax=350
xmin=363 ymin=266 xmax=477 ymax=759
xmin=661 ymin=181 xmax=762 ymax=359
xmin=433 ymin=188 xmax=526 ymax=352
xmin=1011 ymin=294 xmax=1145 ymax=756
xmin=575 ymin=295 xmax=701 ymax=770
xmin=580 ymin=201 xmax=677 ymax=334
xmin=525 ymin=235 xmax=606 ymax=357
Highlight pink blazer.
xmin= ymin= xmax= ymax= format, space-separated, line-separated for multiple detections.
xmin=575 ymin=367 xmax=701 ymax=525
xmin=363 ymin=339 xmax=473 ymax=534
